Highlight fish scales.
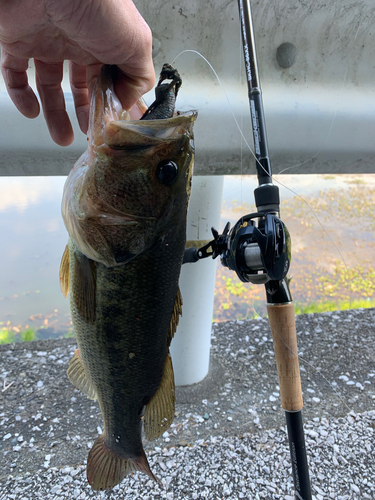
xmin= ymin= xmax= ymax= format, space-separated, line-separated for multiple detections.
xmin=71 ymin=235 xmax=182 ymax=455
xmin=61 ymin=64 xmax=197 ymax=490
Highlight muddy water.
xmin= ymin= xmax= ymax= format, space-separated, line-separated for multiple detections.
xmin=0 ymin=174 xmax=374 ymax=338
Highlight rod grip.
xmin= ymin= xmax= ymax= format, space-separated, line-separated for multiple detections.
xmin=267 ymin=303 xmax=303 ymax=411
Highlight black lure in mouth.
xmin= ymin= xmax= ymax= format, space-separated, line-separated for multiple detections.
xmin=140 ymin=64 xmax=182 ymax=121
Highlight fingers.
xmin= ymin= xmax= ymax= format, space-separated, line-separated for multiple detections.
xmin=0 ymin=50 xmax=40 ymax=118
xmin=73 ymin=63 xmax=146 ymax=129
xmin=69 ymin=61 xmax=91 ymax=135
xmin=34 ymin=59 xmax=74 ymax=146
xmin=53 ymin=0 xmax=155 ymax=110
xmin=113 ymin=20 xmax=155 ymax=111
xmin=113 ymin=70 xmax=153 ymax=114
xmin=85 ymin=63 xmax=103 ymax=104
xmin=112 ymin=2 xmax=155 ymax=108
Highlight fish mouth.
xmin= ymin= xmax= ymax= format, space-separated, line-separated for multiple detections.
xmin=91 ymin=64 xmax=197 ymax=150
xmin=103 ymin=111 xmax=197 ymax=150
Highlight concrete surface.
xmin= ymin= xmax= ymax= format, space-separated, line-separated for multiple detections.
xmin=2 ymin=0 xmax=375 ymax=176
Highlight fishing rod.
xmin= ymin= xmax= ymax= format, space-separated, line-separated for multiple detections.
xmin=184 ymin=1 xmax=312 ymax=498
xmin=236 ymin=1 xmax=312 ymax=497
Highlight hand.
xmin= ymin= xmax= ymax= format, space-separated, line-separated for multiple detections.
xmin=0 ymin=0 xmax=155 ymax=146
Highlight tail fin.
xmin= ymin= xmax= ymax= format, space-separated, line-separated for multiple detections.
xmin=87 ymin=433 xmax=159 ymax=490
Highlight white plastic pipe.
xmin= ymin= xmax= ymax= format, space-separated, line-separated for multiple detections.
xmin=170 ymin=175 xmax=224 ymax=386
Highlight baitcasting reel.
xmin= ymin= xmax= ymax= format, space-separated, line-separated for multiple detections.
xmin=184 ymin=212 xmax=291 ymax=285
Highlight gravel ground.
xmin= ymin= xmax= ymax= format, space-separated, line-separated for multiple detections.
xmin=1 ymin=309 xmax=374 ymax=499
xmin=0 ymin=411 xmax=374 ymax=499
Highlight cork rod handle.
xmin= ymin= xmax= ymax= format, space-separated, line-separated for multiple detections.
xmin=267 ymin=303 xmax=303 ymax=412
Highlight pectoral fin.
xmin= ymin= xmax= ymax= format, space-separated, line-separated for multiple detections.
xmin=71 ymin=246 xmax=96 ymax=324
xmin=144 ymin=352 xmax=175 ymax=440
xmin=59 ymin=244 xmax=70 ymax=298
xmin=167 ymin=286 xmax=182 ymax=347
xmin=67 ymin=349 xmax=97 ymax=400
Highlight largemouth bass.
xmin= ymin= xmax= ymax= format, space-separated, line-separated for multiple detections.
xmin=60 ymin=64 xmax=197 ymax=490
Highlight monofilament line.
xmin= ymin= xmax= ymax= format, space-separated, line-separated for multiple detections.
xmin=172 ymin=49 xmax=351 ymax=294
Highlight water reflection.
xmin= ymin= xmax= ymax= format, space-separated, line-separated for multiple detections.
xmin=0 ymin=176 xmax=71 ymax=339
xmin=216 ymin=174 xmax=375 ymax=321
xmin=0 ymin=177 xmax=64 ymax=212
xmin=1 ymin=174 xmax=374 ymax=339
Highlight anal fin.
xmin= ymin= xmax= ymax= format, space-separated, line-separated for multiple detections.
xmin=144 ymin=351 xmax=175 ymax=440
xmin=87 ymin=433 xmax=158 ymax=490
xmin=67 ymin=348 xmax=97 ymax=400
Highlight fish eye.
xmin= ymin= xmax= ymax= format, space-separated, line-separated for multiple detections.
xmin=156 ymin=160 xmax=178 ymax=185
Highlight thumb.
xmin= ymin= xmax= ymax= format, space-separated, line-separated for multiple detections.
xmin=113 ymin=66 xmax=155 ymax=111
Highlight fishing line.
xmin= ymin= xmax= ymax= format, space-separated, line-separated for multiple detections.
xmin=173 ymin=50 xmax=327 ymax=185
xmin=301 ymin=364 xmax=352 ymax=415
xmin=239 ymin=27 xmax=244 ymax=207
xmin=274 ymin=22 xmax=363 ymax=313
xmin=172 ymin=48 xmax=359 ymax=412
xmin=276 ymin=23 xmax=361 ymax=176
xmin=276 ymin=330 xmax=353 ymax=413
xmin=173 ymin=51 xmax=352 ymax=306
xmin=238 ymin=27 xmax=259 ymax=319
xmin=172 ymin=50 xmax=269 ymax=175
xmin=172 ymin=50 xmax=353 ymax=344
xmin=172 ymin=49 xmax=351 ymax=284
xmin=276 ymin=68 xmax=349 ymax=176
xmin=240 ymin=339 xmax=353 ymax=415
